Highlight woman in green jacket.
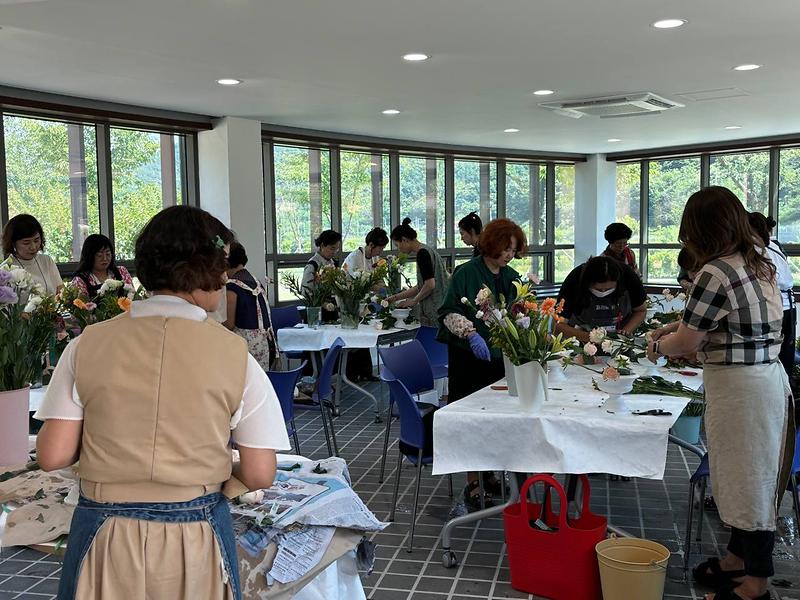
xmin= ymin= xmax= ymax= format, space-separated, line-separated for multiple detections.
xmin=438 ymin=218 xmax=527 ymax=509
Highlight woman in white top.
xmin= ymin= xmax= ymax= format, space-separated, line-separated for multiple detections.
xmin=1 ymin=213 xmax=63 ymax=296
xmin=342 ymin=227 xmax=388 ymax=275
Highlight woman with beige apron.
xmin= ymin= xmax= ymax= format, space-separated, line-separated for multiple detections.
xmin=648 ymin=186 xmax=794 ymax=600
xmin=35 ymin=206 xmax=290 ymax=600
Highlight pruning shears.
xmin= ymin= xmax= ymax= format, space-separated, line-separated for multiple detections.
xmin=632 ymin=409 xmax=673 ymax=416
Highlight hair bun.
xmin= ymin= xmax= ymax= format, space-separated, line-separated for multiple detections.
xmin=402 ymin=217 xmax=412 ymax=226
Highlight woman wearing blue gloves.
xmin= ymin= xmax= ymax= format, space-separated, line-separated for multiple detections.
xmin=437 ymin=218 xmax=527 ymax=509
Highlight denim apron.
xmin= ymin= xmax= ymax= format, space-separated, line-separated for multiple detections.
xmin=57 ymin=492 xmax=240 ymax=600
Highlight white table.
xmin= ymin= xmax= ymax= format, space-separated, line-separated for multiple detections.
xmin=432 ymin=363 xmax=704 ymax=567
xmin=277 ymin=322 xmax=419 ymax=420
xmin=29 ymin=386 xmax=47 ymax=412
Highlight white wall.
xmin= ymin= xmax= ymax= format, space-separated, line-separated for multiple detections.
xmin=574 ymin=154 xmax=616 ymax=266
xmin=198 ymin=117 xmax=266 ymax=281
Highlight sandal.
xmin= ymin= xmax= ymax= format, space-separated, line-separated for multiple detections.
xmin=704 ymin=585 xmax=771 ymax=600
xmin=482 ymin=472 xmax=507 ymax=497
xmin=463 ymin=481 xmax=493 ymax=512
xmin=692 ymin=557 xmax=746 ymax=588
xmin=704 ymin=495 xmax=718 ymax=511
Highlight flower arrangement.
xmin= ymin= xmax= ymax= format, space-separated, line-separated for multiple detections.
xmin=384 ymin=254 xmax=410 ymax=296
xmin=280 ymin=270 xmax=332 ymax=307
xmin=58 ymin=279 xmax=146 ymax=332
xmin=462 ymin=281 xmax=577 ymax=366
xmin=0 ymin=261 xmax=59 ymax=391
xmin=320 ymin=262 xmax=388 ymax=327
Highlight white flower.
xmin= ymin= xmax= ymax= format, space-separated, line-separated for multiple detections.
xmin=380 ymin=299 xmax=389 ymax=308
xmin=650 ymin=319 xmax=661 ymax=326
xmin=7 ymin=266 xmax=32 ymax=288
xmin=461 ymin=297 xmax=469 ymax=304
xmin=500 ymin=308 xmax=507 ymax=317
xmin=475 ymin=288 xmax=491 ymax=304
xmin=615 ymin=355 xmax=630 ymax=366
xmin=99 ymin=279 xmax=124 ymax=295
xmin=589 ymin=327 xmax=606 ymax=344
xmin=601 ymin=339 xmax=614 ymax=353
xmin=583 ymin=342 xmax=598 ymax=356
xmin=677 ymin=292 xmax=687 ymax=301
xmin=491 ymin=308 xmax=504 ymax=323
xmin=475 ymin=310 xmax=484 ymax=319
xmin=23 ymin=295 xmax=43 ymax=313
xmin=371 ymin=295 xmax=380 ymax=303
xmin=662 ymin=288 xmax=674 ymax=302
xmin=375 ymin=322 xmax=384 ymax=330
xmin=238 ymin=490 xmax=265 ymax=504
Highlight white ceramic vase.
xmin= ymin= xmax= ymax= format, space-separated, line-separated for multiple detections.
xmin=513 ymin=361 xmax=548 ymax=412
xmin=503 ymin=355 xmax=518 ymax=397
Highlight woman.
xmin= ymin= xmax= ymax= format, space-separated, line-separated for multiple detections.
xmin=555 ymin=256 xmax=647 ymax=343
xmin=648 ymin=187 xmax=793 ymax=600
xmin=1 ymin=213 xmax=62 ymax=295
xmin=438 ymin=218 xmax=527 ymax=509
xmin=343 ymin=227 xmax=388 ymax=274
xmin=35 ymin=205 xmax=289 ymax=600
xmin=71 ymin=234 xmax=133 ymax=298
xmin=458 ymin=212 xmax=483 ymax=257
xmin=302 ymin=229 xmax=341 ymax=322
xmin=224 ymin=241 xmax=274 ymax=373
xmin=750 ymin=212 xmax=795 ymax=379
xmin=387 ymin=218 xmax=449 ymax=326
xmin=602 ymin=222 xmax=639 ymax=276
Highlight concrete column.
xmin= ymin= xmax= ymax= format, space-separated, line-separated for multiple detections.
xmin=574 ymin=154 xmax=616 ymax=265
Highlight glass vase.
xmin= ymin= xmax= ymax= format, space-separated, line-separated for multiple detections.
xmin=306 ymin=306 xmax=322 ymax=329
xmin=336 ymin=295 xmax=362 ymax=330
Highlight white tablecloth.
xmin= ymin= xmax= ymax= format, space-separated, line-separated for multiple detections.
xmin=432 ymin=364 xmax=702 ymax=479
xmin=29 ymin=387 xmax=47 ymax=412
xmin=277 ymin=323 xmax=418 ymax=352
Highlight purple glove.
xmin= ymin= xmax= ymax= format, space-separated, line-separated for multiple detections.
xmin=468 ymin=333 xmax=491 ymax=362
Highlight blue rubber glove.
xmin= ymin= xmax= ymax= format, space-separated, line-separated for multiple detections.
xmin=468 ymin=333 xmax=491 ymax=362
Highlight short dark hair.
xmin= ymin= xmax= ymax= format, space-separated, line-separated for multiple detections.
xmin=227 ymin=241 xmax=248 ymax=268
xmin=315 ymin=229 xmax=342 ymax=248
xmin=75 ymin=234 xmax=117 ymax=277
xmin=365 ymin=227 xmax=389 ymax=247
xmin=390 ymin=218 xmax=418 ymax=241
xmin=748 ymin=212 xmax=771 ymax=246
xmin=2 ymin=214 xmax=46 ymax=256
xmin=479 ymin=218 xmax=527 ymax=259
xmin=458 ymin=212 xmax=483 ymax=235
xmin=604 ymin=222 xmax=633 ymax=243
xmin=579 ymin=256 xmax=623 ymax=289
xmin=135 ymin=206 xmax=233 ymax=293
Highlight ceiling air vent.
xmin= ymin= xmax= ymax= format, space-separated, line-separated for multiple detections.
xmin=540 ymin=92 xmax=684 ymax=119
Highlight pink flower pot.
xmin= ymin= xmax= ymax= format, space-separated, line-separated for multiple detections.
xmin=0 ymin=386 xmax=30 ymax=467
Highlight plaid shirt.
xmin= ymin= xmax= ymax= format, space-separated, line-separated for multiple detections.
xmin=682 ymin=254 xmax=783 ymax=365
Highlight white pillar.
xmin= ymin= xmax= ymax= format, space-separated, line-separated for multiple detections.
xmin=574 ymin=154 xmax=616 ymax=265
xmin=198 ymin=117 xmax=266 ymax=281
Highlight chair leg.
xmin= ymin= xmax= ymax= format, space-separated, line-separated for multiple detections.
xmin=326 ymin=404 xmax=339 ymax=456
xmin=684 ymin=481 xmax=696 ymax=573
xmin=291 ymin=420 xmax=301 ymax=454
xmin=407 ymin=449 xmax=424 ymax=553
xmin=319 ymin=403 xmax=333 ymax=457
xmin=378 ymin=401 xmax=394 ymax=483
xmin=447 ymin=474 xmax=453 ymax=498
xmin=696 ymin=478 xmax=707 ymax=542
xmin=389 ymin=449 xmax=403 ymax=522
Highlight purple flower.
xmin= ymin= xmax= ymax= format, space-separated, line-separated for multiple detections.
xmin=516 ymin=315 xmax=531 ymax=329
xmin=0 ymin=285 xmax=18 ymax=304
xmin=0 ymin=270 xmax=11 ymax=286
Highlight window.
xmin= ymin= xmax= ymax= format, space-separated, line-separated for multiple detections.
xmin=339 ymin=151 xmax=389 ymax=251
xmin=709 ymin=151 xmax=769 ymax=214
xmin=399 ymin=156 xmax=445 ymax=248
xmin=506 ymin=163 xmax=546 ymax=245
xmin=454 ymin=160 xmax=496 ymax=247
xmin=4 ymin=116 xmax=99 ymax=263
xmin=615 ymin=162 xmax=641 ymax=243
xmin=110 ymin=128 xmax=185 ymax=259
xmin=554 ymin=165 xmax=575 ymax=245
xmin=778 ymin=148 xmax=800 ymax=244
xmin=647 ymin=248 xmax=680 ymax=284
xmin=276 ymin=266 xmax=306 ymax=303
xmin=554 ymin=248 xmax=575 ymax=283
xmin=648 ymin=158 xmax=700 ymax=245
xmin=509 ymin=255 xmax=546 ymax=281
xmin=273 ymin=145 xmax=332 ymax=254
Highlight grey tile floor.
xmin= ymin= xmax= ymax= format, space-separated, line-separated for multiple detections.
xmin=2 ymin=380 xmax=799 ymax=599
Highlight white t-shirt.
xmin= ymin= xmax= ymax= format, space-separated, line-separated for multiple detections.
xmin=766 ymin=241 xmax=794 ymax=310
xmin=343 ymin=247 xmax=377 ymax=276
xmin=34 ymin=295 xmax=291 ymax=450
xmin=12 ymin=253 xmax=62 ymax=295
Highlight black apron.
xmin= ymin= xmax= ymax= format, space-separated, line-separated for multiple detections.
xmin=569 ymin=291 xmax=632 ymax=332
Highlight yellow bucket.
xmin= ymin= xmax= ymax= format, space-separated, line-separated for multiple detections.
xmin=595 ymin=537 xmax=670 ymax=600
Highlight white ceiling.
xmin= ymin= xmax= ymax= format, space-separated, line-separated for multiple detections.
xmin=0 ymin=0 xmax=798 ymax=154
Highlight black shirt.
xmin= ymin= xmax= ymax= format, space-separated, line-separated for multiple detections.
xmin=558 ymin=262 xmax=646 ymax=321
xmin=417 ymin=248 xmax=435 ymax=281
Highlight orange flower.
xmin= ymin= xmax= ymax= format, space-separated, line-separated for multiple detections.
xmin=117 ymin=297 xmax=132 ymax=312
xmin=524 ymin=301 xmax=538 ymax=313
xmin=73 ymin=298 xmax=88 ymax=311
xmin=540 ymin=297 xmax=556 ymax=314
xmin=602 ymin=366 xmax=620 ymax=381
xmin=555 ymin=299 xmax=565 ymax=314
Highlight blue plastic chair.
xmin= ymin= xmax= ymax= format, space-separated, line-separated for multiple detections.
xmin=386 ymin=378 xmax=451 ymax=552
xmin=415 ymin=326 xmax=448 ymax=380
xmin=271 ymin=306 xmax=305 ymax=364
xmin=377 ymin=341 xmax=438 ymax=482
xmin=267 ymin=361 xmax=307 ymax=453
xmin=299 ymin=337 xmax=344 ymax=457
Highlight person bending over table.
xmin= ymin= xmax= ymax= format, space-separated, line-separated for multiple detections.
xmin=437 ymin=218 xmax=527 ymax=510
xmin=648 ymin=186 xmax=793 ymax=600
xmin=555 ymin=255 xmax=647 ymax=344
xmin=387 ymin=218 xmax=449 ymax=327
xmin=35 ymin=205 xmax=289 ymax=600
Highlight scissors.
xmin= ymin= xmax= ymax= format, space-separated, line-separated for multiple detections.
xmin=632 ymin=409 xmax=673 ymax=416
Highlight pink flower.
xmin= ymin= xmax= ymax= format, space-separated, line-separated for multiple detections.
xmin=583 ymin=342 xmax=597 ymax=356
xmin=527 ymin=272 xmax=541 ymax=285
xmin=602 ymin=366 xmax=620 ymax=381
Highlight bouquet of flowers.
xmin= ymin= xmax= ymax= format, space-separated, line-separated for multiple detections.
xmin=280 ymin=270 xmax=332 ymax=308
xmin=321 ymin=262 xmax=388 ymax=324
xmin=58 ymin=279 xmax=147 ymax=332
xmin=0 ymin=261 xmax=59 ymax=391
xmin=384 ymin=254 xmax=410 ymax=296
xmin=462 ymin=280 xmax=577 ymax=366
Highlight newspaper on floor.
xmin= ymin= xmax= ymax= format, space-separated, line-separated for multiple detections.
xmin=267 ymin=526 xmax=336 ymax=584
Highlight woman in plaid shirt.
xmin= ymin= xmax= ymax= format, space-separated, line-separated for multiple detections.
xmin=648 ymin=186 xmax=794 ymax=600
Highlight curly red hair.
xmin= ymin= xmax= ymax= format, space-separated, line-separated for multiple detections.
xmin=478 ymin=218 xmax=527 ymax=259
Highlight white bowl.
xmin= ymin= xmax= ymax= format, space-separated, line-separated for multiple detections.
xmin=644 ymin=355 xmax=667 ymax=375
xmin=599 ymin=375 xmax=637 ymax=398
xmin=391 ymin=308 xmax=411 ymax=320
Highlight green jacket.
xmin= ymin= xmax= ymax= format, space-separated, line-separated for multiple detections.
xmin=437 ymin=256 xmax=520 ymax=357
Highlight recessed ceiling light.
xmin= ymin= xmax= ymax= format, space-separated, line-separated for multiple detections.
xmin=504 ymin=128 xmax=520 ymax=133
xmin=403 ymin=53 xmax=429 ymax=62
xmin=607 ymin=138 xmax=622 ymax=143
xmin=724 ymin=125 xmax=742 ymax=130
xmin=216 ymin=78 xmax=242 ymax=86
xmin=733 ymin=64 xmax=761 ymax=71
xmin=652 ymin=19 xmax=687 ymax=29
xmin=533 ymin=89 xmax=555 ymax=96
xmin=382 ymin=109 xmax=401 ymax=115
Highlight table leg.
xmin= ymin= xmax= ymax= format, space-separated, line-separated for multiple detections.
xmin=339 ymin=349 xmax=383 ymax=422
xmin=668 ymin=433 xmax=705 ymax=458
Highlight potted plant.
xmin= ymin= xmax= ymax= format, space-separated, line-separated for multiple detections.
xmin=671 ymin=399 xmax=705 ymax=444
xmin=320 ymin=262 xmax=387 ymax=329
xmin=0 ymin=261 xmax=59 ymax=466
xmin=279 ymin=271 xmax=333 ymax=329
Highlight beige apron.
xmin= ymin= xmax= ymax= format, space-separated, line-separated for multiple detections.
xmin=703 ymin=361 xmax=795 ymax=531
